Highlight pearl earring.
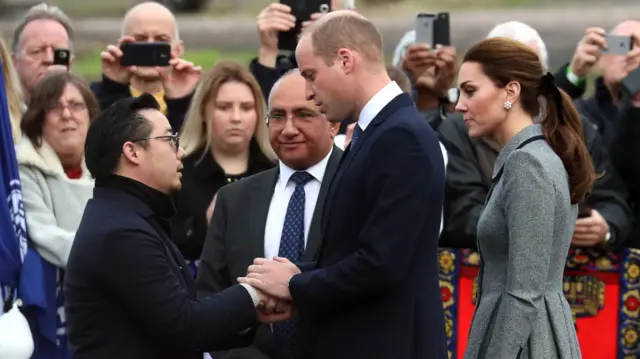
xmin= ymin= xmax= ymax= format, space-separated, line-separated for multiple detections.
xmin=503 ymin=100 xmax=513 ymax=110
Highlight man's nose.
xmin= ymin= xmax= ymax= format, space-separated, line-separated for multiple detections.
xmin=43 ymin=47 xmax=54 ymax=64
xmin=305 ymin=83 xmax=315 ymax=102
xmin=281 ymin=116 xmax=299 ymax=135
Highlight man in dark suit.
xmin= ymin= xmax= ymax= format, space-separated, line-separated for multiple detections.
xmin=238 ymin=11 xmax=447 ymax=359
xmin=63 ymin=94 xmax=291 ymax=359
xmin=196 ymin=69 xmax=342 ymax=359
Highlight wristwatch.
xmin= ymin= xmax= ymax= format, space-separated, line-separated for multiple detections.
xmin=603 ymin=230 xmax=612 ymax=244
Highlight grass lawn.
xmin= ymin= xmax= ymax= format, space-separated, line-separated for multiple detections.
xmin=73 ymin=49 xmax=256 ymax=81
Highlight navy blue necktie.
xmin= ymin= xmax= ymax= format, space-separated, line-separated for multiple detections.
xmin=272 ymin=171 xmax=314 ymax=359
xmin=350 ymin=124 xmax=363 ymax=147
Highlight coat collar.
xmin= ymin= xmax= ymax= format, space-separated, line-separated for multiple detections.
xmin=492 ymin=124 xmax=544 ymax=179
xmin=15 ymin=136 xmax=92 ymax=181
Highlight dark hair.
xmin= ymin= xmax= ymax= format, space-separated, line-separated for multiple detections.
xmin=463 ymin=37 xmax=595 ymax=204
xmin=21 ymin=71 xmax=99 ymax=147
xmin=386 ymin=65 xmax=412 ymax=96
xmin=84 ymin=94 xmax=159 ymax=180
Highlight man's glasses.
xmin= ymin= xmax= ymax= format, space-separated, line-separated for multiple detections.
xmin=132 ymin=133 xmax=180 ymax=152
xmin=265 ymin=110 xmax=322 ymax=127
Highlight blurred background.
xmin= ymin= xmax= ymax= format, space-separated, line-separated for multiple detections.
xmin=1 ymin=0 xmax=637 ymax=95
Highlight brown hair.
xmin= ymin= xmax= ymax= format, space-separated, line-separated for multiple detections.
xmin=21 ymin=71 xmax=99 ymax=147
xmin=179 ymin=61 xmax=276 ymax=161
xmin=463 ymin=37 xmax=595 ymax=204
xmin=308 ymin=11 xmax=384 ymax=66
xmin=386 ymin=65 xmax=412 ymax=95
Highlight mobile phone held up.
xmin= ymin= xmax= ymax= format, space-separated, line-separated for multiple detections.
xmin=53 ymin=48 xmax=70 ymax=67
xmin=415 ymin=12 xmax=450 ymax=47
xmin=120 ymin=42 xmax=171 ymax=67
xmin=601 ymin=34 xmax=633 ymax=55
xmin=278 ymin=0 xmax=332 ymax=52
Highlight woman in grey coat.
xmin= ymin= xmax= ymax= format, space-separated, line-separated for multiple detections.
xmin=454 ymin=38 xmax=597 ymax=359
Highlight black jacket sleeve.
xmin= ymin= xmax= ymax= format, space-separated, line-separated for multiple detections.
xmin=90 ymin=75 xmax=191 ymax=131
xmin=553 ymin=63 xmax=587 ymax=100
xmin=581 ymin=119 xmax=634 ymax=249
xmin=98 ymin=228 xmax=258 ymax=352
xmin=437 ymin=116 xmax=488 ymax=249
xmin=249 ymin=54 xmax=297 ymax=100
xmin=90 ymin=75 xmax=131 ymax=111
xmin=610 ymin=106 xmax=640 ymax=203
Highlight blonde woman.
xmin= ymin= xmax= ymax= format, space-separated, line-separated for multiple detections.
xmin=0 ymin=38 xmax=25 ymax=143
xmin=172 ymin=61 xmax=276 ymax=275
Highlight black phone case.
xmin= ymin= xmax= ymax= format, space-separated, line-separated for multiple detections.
xmin=120 ymin=42 xmax=171 ymax=67
xmin=278 ymin=0 xmax=331 ymax=52
xmin=433 ymin=12 xmax=450 ymax=47
xmin=53 ymin=49 xmax=70 ymax=66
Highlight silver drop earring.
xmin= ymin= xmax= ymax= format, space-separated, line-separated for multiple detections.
xmin=503 ymin=100 xmax=513 ymax=110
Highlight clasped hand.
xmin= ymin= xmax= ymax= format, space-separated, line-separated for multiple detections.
xmin=240 ymin=257 xmax=301 ymax=323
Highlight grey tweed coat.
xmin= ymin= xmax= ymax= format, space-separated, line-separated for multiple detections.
xmin=463 ymin=124 xmax=582 ymax=359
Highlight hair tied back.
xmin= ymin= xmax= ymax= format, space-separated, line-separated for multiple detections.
xmin=539 ymin=72 xmax=565 ymax=124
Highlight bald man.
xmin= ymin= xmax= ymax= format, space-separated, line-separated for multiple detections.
xmin=239 ymin=11 xmax=447 ymax=359
xmin=90 ymin=2 xmax=201 ymax=130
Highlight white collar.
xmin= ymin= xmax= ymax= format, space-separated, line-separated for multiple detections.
xmin=277 ymin=147 xmax=334 ymax=189
xmin=357 ymin=81 xmax=403 ymax=131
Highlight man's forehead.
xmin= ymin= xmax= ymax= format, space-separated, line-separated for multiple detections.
xmin=271 ymin=75 xmax=316 ymax=109
xmin=123 ymin=9 xmax=176 ymax=38
xmin=613 ymin=20 xmax=640 ymax=36
xmin=20 ymin=19 xmax=69 ymax=46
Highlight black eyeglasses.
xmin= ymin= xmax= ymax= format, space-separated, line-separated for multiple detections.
xmin=132 ymin=132 xmax=180 ymax=152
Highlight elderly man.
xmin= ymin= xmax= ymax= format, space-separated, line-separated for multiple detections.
xmin=197 ymin=69 xmax=342 ymax=359
xmin=11 ymin=3 xmax=74 ymax=103
xmin=90 ymin=1 xmax=201 ymax=131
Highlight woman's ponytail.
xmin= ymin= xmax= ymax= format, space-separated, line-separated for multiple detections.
xmin=539 ymin=72 xmax=596 ymax=205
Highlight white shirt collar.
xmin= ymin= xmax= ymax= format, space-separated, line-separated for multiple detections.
xmin=357 ymin=81 xmax=403 ymax=131
xmin=277 ymin=147 xmax=334 ymax=189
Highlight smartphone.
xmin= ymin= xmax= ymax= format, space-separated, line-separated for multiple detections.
xmin=53 ymin=48 xmax=70 ymax=67
xmin=120 ymin=42 xmax=171 ymax=67
xmin=602 ymin=34 xmax=632 ymax=55
xmin=278 ymin=0 xmax=332 ymax=52
xmin=415 ymin=12 xmax=435 ymax=45
xmin=433 ymin=12 xmax=451 ymax=47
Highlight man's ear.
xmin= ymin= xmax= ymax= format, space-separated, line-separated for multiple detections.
xmin=174 ymin=40 xmax=185 ymax=58
xmin=329 ymin=122 xmax=339 ymax=137
xmin=122 ymin=142 xmax=143 ymax=165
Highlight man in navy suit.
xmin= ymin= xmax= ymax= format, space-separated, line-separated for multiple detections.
xmin=238 ymin=10 xmax=447 ymax=359
xmin=64 ymin=94 xmax=291 ymax=359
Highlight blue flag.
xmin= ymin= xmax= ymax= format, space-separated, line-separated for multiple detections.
xmin=0 ymin=57 xmax=28 ymax=308
xmin=0 ymin=58 xmax=69 ymax=359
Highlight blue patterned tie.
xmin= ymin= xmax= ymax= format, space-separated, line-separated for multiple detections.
xmin=350 ymin=124 xmax=363 ymax=147
xmin=272 ymin=171 xmax=313 ymax=359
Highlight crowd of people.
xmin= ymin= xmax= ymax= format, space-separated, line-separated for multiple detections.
xmin=0 ymin=1 xmax=639 ymax=359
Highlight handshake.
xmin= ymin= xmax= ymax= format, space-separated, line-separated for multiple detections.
xmin=239 ymin=257 xmax=302 ymax=324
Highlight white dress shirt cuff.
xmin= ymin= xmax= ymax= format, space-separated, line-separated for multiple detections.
xmin=240 ymin=283 xmax=262 ymax=307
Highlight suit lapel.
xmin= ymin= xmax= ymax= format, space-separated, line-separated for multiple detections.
xmin=304 ymin=147 xmax=342 ymax=261
xmin=248 ymin=168 xmax=279 ymax=260
xmin=322 ymin=94 xmax=413 ymax=232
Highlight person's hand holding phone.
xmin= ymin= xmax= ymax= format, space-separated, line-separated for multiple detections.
xmin=158 ymin=54 xmax=203 ymax=99
xmin=415 ymin=45 xmax=458 ymax=98
xmin=257 ymin=2 xmax=296 ymax=67
xmin=100 ymin=36 xmax=137 ymax=85
xmin=401 ymin=43 xmax=436 ymax=81
xmin=570 ymin=27 xmax=607 ymax=78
